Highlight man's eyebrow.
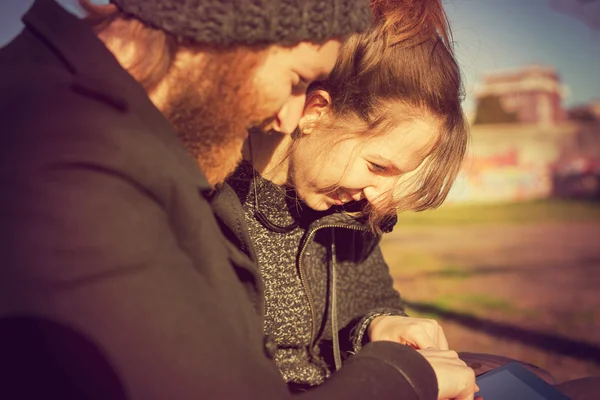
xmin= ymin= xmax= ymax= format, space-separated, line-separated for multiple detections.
xmin=316 ymin=69 xmax=331 ymax=81
xmin=298 ymin=71 xmax=328 ymax=88
xmin=316 ymin=71 xmax=330 ymax=81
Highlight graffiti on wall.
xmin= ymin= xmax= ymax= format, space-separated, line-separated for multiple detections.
xmin=447 ymin=147 xmax=553 ymax=203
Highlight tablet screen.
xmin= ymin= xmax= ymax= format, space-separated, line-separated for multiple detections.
xmin=476 ymin=369 xmax=549 ymax=400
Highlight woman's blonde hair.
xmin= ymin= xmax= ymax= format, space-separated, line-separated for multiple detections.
xmin=298 ymin=0 xmax=468 ymax=233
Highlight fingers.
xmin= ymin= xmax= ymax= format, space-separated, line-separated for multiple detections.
xmin=404 ymin=318 xmax=447 ymax=351
xmin=414 ymin=318 xmax=448 ymax=351
xmin=413 ymin=334 xmax=439 ymax=351
xmin=456 ymin=382 xmax=479 ymax=400
xmin=455 ymin=364 xmax=478 ymax=400
xmin=368 ymin=316 xmax=450 ymax=351
xmin=420 ymin=350 xmax=477 ymax=400
xmin=419 ymin=348 xmax=459 ymax=360
xmin=456 ymin=393 xmax=474 ymax=400
xmin=437 ymin=324 xmax=449 ymax=351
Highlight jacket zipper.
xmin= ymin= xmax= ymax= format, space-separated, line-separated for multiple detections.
xmin=298 ymin=223 xmax=369 ymax=358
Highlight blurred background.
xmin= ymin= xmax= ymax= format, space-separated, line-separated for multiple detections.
xmin=384 ymin=0 xmax=600 ymax=383
xmin=2 ymin=0 xmax=600 ymax=384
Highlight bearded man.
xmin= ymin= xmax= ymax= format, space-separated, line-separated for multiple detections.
xmin=0 ymin=1 xmax=444 ymax=399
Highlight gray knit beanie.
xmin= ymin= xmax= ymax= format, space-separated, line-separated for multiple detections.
xmin=109 ymin=0 xmax=372 ymax=46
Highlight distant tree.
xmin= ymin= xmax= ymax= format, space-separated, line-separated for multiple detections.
xmin=472 ymin=95 xmax=519 ymax=125
xmin=568 ymin=107 xmax=599 ymax=123
xmin=579 ymin=0 xmax=600 ymax=28
xmin=549 ymin=0 xmax=600 ymax=30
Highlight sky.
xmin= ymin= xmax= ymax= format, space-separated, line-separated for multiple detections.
xmin=443 ymin=0 xmax=600 ymax=113
xmin=1 ymin=0 xmax=599 ymax=115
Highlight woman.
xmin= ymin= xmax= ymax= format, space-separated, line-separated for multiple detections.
xmin=216 ymin=0 xmax=599 ymax=397
xmin=216 ymin=0 xmax=467 ymax=389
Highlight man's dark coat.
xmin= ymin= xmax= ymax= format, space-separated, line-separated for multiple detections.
xmin=0 ymin=1 xmax=437 ymax=399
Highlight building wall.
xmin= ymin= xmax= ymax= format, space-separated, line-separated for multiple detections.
xmin=446 ymin=123 xmax=577 ymax=203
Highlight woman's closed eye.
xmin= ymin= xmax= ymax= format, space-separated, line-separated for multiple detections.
xmin=368 ymin=161 xmax=389 ymax=173
xmin=367 ymin=159 xmax=404 ymax=177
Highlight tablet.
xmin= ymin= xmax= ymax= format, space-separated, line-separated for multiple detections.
xmin=475 ymin=362 xmax=571 ymax=400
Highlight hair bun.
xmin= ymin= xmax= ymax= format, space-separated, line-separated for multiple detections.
xmin=369 ymin=0 xmax=452 ymax=48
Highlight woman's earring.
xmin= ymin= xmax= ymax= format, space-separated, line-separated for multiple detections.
xmin=299 ymin=123 xmax=312 ymax=136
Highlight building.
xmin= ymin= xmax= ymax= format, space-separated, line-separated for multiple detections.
xmin=446 ymin=123 xmax=578 ymax=203
xmin=474 ymin=65 xmax=568 ymax=126
xmin=590 ymin=100 xmax=600 ymax=119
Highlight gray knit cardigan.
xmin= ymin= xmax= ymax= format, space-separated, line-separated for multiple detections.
xmin=221 ymin=162 xmax=407 ymax=390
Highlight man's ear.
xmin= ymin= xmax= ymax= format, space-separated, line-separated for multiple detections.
xmin=298 ymin=90 xmax=332 ymax=135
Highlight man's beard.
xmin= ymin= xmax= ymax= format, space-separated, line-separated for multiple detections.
xmin=162 ymin=49 xmax=271 ymax=187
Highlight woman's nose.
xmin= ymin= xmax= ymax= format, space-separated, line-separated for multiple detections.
xmin=346 ymin=190 xmax=363 ymax=202
xmin=363 ymin=178 xmax=394 ymax=206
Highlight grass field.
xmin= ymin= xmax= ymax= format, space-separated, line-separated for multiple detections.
xmin=381 ymin=199 xmax=600 ymax=382
xmin=395 ymin=199 xmax=600 ymax=226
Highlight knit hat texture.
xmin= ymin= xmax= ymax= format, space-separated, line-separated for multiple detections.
xmin=110 ymin=0 xmax=373 ymax=46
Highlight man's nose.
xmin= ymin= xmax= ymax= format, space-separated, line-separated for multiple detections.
xmin=273 ymin=94 xmax=306 ymax=134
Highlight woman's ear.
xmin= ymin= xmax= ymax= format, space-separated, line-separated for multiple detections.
xmin=298 ymin=90 xmax=332 ymax=135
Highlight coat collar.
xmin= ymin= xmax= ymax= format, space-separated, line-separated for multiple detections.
xmin=21 ymin=0 xmax=212 ymax=194
xmin=304 ymin=204 xmax=397 ymax=235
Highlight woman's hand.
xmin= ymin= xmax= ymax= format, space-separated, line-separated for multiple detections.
xmin=417 ymin=348 xmax=480 ymax=400
xmin=368 ymin=315 xmax=449 ymax=350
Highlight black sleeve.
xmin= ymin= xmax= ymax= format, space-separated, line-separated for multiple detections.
xmin=0 ymin=164 xmax=436 ymax=400
xmin=309 ymin=341 xmax=438 ymax=400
